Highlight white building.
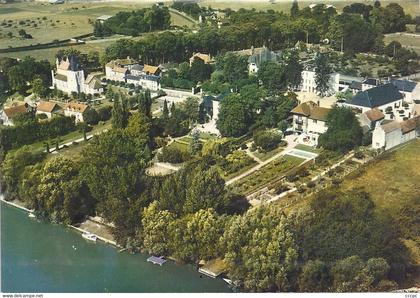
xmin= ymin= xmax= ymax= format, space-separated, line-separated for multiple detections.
xmin=300 ymin=70 xmax=361 ymax=95
xmin=64 ymin=102 xmax=89 ymax=123
xmin=391 ymin=79 xmax=418 ymax=103
xmin=290 ymin=101 xmax=331 ymax=145
xmin=51 ymin=56 xmax=103 ymax=95
xmin=372 ymin=116 xmax=420 ymax=150
xmin=0 ymin=104 xmax=30 ymax=126
xmin=358 ymin=108 xmax=385 ymax=131
xmin=36 ymin=101 xmax=61 ymax=119
xmin=105 ymin=59 xmax=161 ymax=91
xmin=342 ymin=83 xmax=404 ymax=116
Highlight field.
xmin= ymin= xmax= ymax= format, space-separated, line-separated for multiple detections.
xmin=199 ymin=0 xmax=419 ymax=15
xmin=385 ymin=33 xmax=420 ymax=55
xmin=230 ymin=155 xmax=304 ymax=195
xmin=0 ymin=1 xmax=195 ymax=60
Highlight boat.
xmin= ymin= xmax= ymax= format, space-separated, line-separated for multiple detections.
xmin=223 ymin=278 xmax=233 ymax=285
xmin=28 ymin=213 xmax=36 ymax=218
xmin=82 ymin=232 xmax=97 ymax=242
xmin=147 ymin=256 xmax=166 ymax=266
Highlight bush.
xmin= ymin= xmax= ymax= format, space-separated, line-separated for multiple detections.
xmin=253 ymin=130 xmax=282 ymax=151
xmin=158 ymin=145 xmax=191 ymax=164
xmin=307 ymin=181 xmax=316 ymax=188
xmin=354 ymin=151 xmax=364 ymax=159
xmin=97 ymin=106 xmax=112 ymax=122
xmin=274 ymin=183 xmax=290 ymax=195
xmin=286 ymin=174 xmax=298 ymax=182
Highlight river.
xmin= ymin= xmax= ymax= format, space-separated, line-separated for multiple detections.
xmin=0 ymin=202 xmax=230 ymax=293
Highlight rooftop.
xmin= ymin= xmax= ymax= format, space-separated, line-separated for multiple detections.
xmin=346 ymin=83 xmax=403 ymax=108
xmin=290 ymin=101 xmax=331 ymax=121
xmin=37 ymin=101 xmax=59 ymax=113
xmin=391 ymin=79 xmax=417 ymax=93
xmin=3 ymin=104 xmax=28 ymax=118
xmin=65 ymin=102 xmax=89 ymax=113
xmin=364 ymin=108 xmax=385 ymax=122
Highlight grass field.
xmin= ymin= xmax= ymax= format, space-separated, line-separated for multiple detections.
xmin=0 ymin=1 xmax=195 ymax=51
xmin=385 ymin=33 xmax=420 ymax=55
xmin=199 ymin=0 xmax=419 ymax=15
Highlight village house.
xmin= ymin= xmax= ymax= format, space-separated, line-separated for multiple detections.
xmin=358 ymin=108 xmax=385 ymax=131
xmin=96 ymin=15 xmax=112 ymax=24
xmin=189 ymin=53 xmax=214 ymax=66
xmin=51 ymin=56 xmax=103 ymax=95
xmin=36 ymin=101 xmax=62 ymax=119
xmin=64 ymin=102 xmax=89 ymax=123
xmin=290 ymin=101 xmax=331 ymax=145
xmin=0 ymin=104 xmax=31 ymax=126
xmin=361 ymin=78 xmax=381 ymax=91
xmin=372 ymin=116 xmax=420 ymax=150
xmin=300 ymin=65 xmax=361 ymax=95
xmin=390 ymin=79 xmax=418 ymax=103
xmin=342 ymin=83 xmax=404 ymax=116
xmin=105 ymin=59 xmax=161 ymax=91
xmin=235 ymin=46 xmax=280 ymax=74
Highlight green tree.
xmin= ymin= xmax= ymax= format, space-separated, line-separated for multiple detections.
xmin=189 ymin=130 xmax=202 ymax=155
xmin=258 ymin=61 xmax=286 ymax=93
xmin=217 ymin=94 xmax=251 ymax=137
xmin=142 ymin=201 xmax=175 ymax=256
xmin=32 ymin=77 xmax=48 ymax=98
xmin=298 ymin=260 xmax=330 ymax=292
xmin=314 ymin=52 xmax=332 ymax=97
xmin=290 ymin=0 xmax=299 ymax=18
xmin=318 ymin=106 xmax=363 ymax=152
xmin=184 ymin=166 xmax=226 ymax=214
xmin=111 ymin=96 xmax=124 ymax=129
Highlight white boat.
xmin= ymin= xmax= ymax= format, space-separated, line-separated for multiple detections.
xmin=223 ymin=278 xmax=233 ymax=285
xmin=82 ymin=232 xmax=97 ymax=242
xmin=28 ymin=213 xmax=36 ymax=218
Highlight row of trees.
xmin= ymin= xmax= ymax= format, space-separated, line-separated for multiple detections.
xmin=93 ymin=5 xmax=171 ymax=37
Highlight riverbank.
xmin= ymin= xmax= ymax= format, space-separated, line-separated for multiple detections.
xmin=0 ymin=196 xmax=119 ymax=248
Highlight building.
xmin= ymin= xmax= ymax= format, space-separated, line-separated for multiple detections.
xmin=64 ymin=102 xmax=89 ymax=123
xmin=36 ymin=101 xmax=61 ymax=118
xmin=372 ymin=116 xmax=420 ymax=150
xmin=390 ymin=79 xmax=418 ymax=103
xmin=290 ymin=101 xmax=331 ymax=145
xmin=300 ymin=67 xmax=361 ymax=95
xmin=84 ymin=74 xmax=104 ymax=95
xmin=105 ymin=59 xmax=161 ymax=91
xmin=359 ymin=108 xmax=385 ymax=131
xmin=51 ymin=56 xmax=103 ymax=95
xmin=126 ymin=74 xmax=160 ymax=90
xmin=235 ymin=46 xmax=280 ymax=74
xmin=96 ymin=15 xmax=112 ymax=24
xmin=0 ymin=104 xmax=31 ymax=126
xmin=361 ymin=78 xmax=380 ymax=91
xmin=342 ymin=83 xmax=404 ymax=115
xmin=189 ymin=53 xmax=214 ymax=66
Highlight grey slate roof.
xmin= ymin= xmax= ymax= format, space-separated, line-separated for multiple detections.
xmin=350 ymin=81 xmax=362 ymax=90
xmin=363 ymin=78 xmax=379 ymax=86
xmin=346 ymin=83 xmax=403 ymax=108
xmin=391 ymin=79 xmax=417 ymax=93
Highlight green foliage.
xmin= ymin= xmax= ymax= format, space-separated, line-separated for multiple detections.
xmin=93 ymin=6 xmax=171 ymax=37
xmin=189 ymin=131 xmax=202 ymax=155
xmin=158 ymin=144 xmax=191 ymax=164
xmin=217 ymin=94 xmax=251 ymax=137
xmin=314 ymin=52 xmax=332 ymax=97
xmin=1 ymin=146 xmax=45 ymax=200
xmin=318 ymin=106 xmax=363 ymax=152
xmin=253 ymin=130 xmax=282 ymax=151
xmin=298 ymin=260 xmax=330 ymax=292
xmin=223 ymin=206 xmax=298 ymax=291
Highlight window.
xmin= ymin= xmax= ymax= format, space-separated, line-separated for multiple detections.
xmin=312 ymin=119 xmax=317 ymax=124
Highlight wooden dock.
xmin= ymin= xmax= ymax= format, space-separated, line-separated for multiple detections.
xmin=147 ymin=256 xmax=167 ymax=266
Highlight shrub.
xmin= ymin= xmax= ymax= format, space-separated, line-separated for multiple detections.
xmin=354 ymin=151 xmax=364 ymax=159
xmin=253 ymin=130 xmax=282 ymax=151
xmin=307 ymin=181 xmax=316 ymax=188
xmin=158 ymin=145 xmax=191 ymax=164
xmin=286 ymin=174 xmax=298 ymax=182
xmin=274 ymin=183 xmax=289 ymax=195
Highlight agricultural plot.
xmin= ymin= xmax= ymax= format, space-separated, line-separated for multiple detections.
xmin=230 ymin=155 xmax=305 ymax=195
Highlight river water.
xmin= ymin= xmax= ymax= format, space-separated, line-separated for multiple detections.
xmin=0 ymin=202 xmax=230 ymax=293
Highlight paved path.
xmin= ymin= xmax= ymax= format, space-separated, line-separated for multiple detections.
xmin=47 ymin=128 xmax=108 ymax=153
xmin=154 ymin=162 xmax=181 ymax=171
xmin=226 ymin=135 xmax=298 ymax=186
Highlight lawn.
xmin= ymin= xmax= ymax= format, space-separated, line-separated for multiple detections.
xmin=384 ymin=33 xmax=420 ymax=55
xmin=231 ymin=155 xmax=305 ymax=195
xmin=252 ymin=144 xmax=286 ymax=162
xmin=167 ymin=139 xmax=189 ymax=152
xmin=295 ymin=144 xmax=322 ymax=154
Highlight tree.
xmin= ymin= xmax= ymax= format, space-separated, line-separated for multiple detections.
xmin=189 ymin=130 xmax=202 ymax=155
xmin=290 ymin=0 xmax=299 ymax=18
xmin=180 ymin=97 xmax=200 ymax=127
xmin=189 ymin=59 xmax=212 ymax=83
xmin=217 ymin=94 xmax=251 ymax=137
xmin=162 ymin=99 xmax=169 ymax=119
xmin=217 ymin=53 xmax=249 ymax=85
xmin=184 ymin=166 xmax=226 ymax=214
xmin=253 ymin=130 xmax=282 ymax=151
xmin=258 ymin=61 xmax=287 ymax=93
xmin=318 ymin=106 xmax=363 ymax=152
xmin=83 ymin=108 xmax=99 ymax=125
xmin=34 ymin=157 xmax=91 ymax=224
xmin=80 ymin=130 xmax=148 ymax=220
xmin=32 ymin=77 xmax=48 ymax=98
xmin=111 ymin=96 xmax=127 ymax=129
xmin=314 ymin=52 xmax=332 ymax=97
xmin=223 ymin=207 xmax=298 ymax=292
xmin=142 ymin=201 xmax=174 ymax=256
xmin=298 ymin=260 xmax=330 ymax=292
xmin=125 ymin=112 xmax=151 ymax=147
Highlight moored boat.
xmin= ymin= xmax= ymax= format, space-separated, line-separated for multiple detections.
xmin=28 ymin=213 xmax=36 ymax=218
xmin=82 ymin=232 xmax=97 ymax=242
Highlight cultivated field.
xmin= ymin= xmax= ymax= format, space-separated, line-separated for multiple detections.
xmin=0 ymin=1 xmax=195 ymax=50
